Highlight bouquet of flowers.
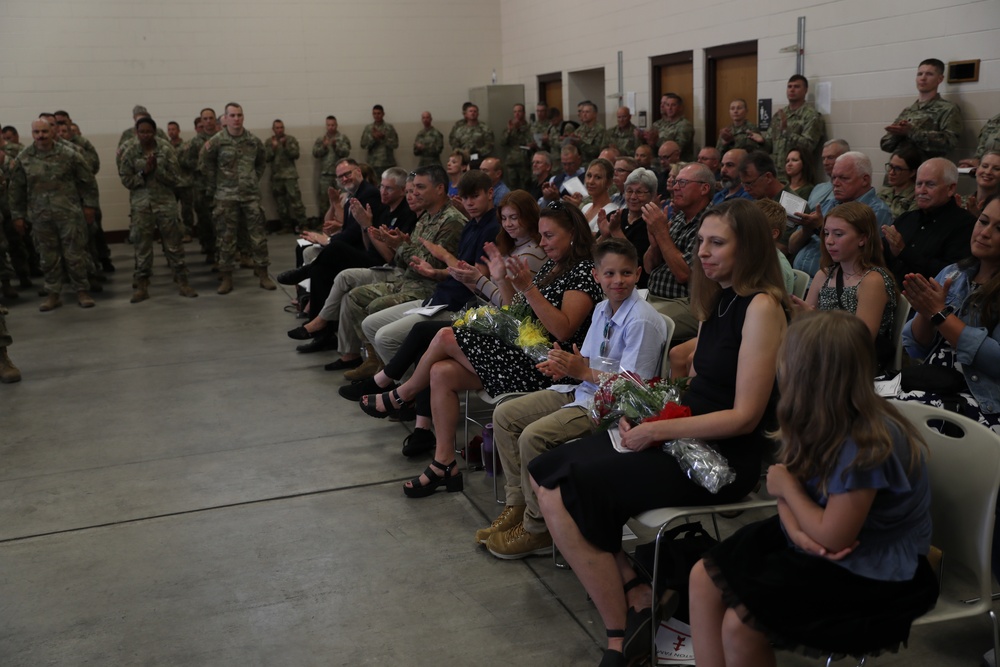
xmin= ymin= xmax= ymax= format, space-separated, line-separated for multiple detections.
xmin=663 ymin=438 xmax=736 ymax=494
xmin=589 ymin=370 xmax=688 ymax=431
xmin=453 ymin=302 xmax=552 ymax=362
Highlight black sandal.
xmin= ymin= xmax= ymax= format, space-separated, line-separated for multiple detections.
xmin=359 ymin=388 xmax=411 ymax=419
xmin=599 ymin=629 xmax=627 ymax=667
xmin=338 ymin=376 xmax=397 ymax=401
xmin=402 ymin=459 xmax=463 ymax=498
xmin=622 ymin=577 xmax=652 ymax=663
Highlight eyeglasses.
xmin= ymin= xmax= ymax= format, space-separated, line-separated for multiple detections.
xmin=673 ymin=179 xmax=708 ymax=189
xmin=613 ymin=167 xmax=632 ymax=174
xmin=884 ymin=163 xmax=911 ymax=174
xmin=336 ymin=172 xmax=354 ymax=181
xmin=600 ymin=320 xmax=613 ymax=357
xmin=740 ymin=174 xmax=762 ymax=189
xmin=624 ymin=188 xmax=651 ymax=198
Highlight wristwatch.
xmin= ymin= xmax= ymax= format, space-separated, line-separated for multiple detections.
xmin=931 ymin=305 xmax=955 ymax=326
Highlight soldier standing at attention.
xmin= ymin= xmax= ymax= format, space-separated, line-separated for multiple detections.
xmin=167 ymin=120 xmax=196 ymax=240
xmin=413 ymin=111 xmax=444 ymax=168
xmin=118 ymin=117 xmax=197 ymax=302
xmin=199 ymin=102 xmax=275 ymax=294
xmin=881 ymin=58 xmax=963 ymax=160
xmin=449 ymin=103 xmax=494 ymax=161
xmin=529 ymin=102 xmax=558 ymax=158
xmin=185 ymin=108 xmax=219 ymax=262
xmin=768 ymin=75 xmax=825 ymax=181
xmin=360 ymin=105 xmax=398 ymax=180
xmin=644 ymin=93 xmax=694 ymax=161
xmin=501 ymin=103 xmax=532 ymax=190
xmin=312 ymin=115 xmax=351 ymax=215
xmin=607 ymin=106 xmax=640 ymax=158
xmin=570 ymin=100 xmax=607 ymax=164
xmin=9 ymin=119 xmax=99 ymax=310
xmin=265 ymin=119 xmax=308 ymax=234
xmin=716 ymin=98 xmax=768 ymax=154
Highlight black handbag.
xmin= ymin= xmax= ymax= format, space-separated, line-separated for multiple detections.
xmin=632 ymin=521 xmax=718 ymax=623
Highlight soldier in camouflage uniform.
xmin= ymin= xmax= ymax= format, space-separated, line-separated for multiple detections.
xmin=198 ymin=102 xmax=275 ymax=294
xmin=529 ymin=102 xmax=560 ymax=161
xmin=768 ymin=75 xmax=825 ymax=182
xmin=716 ymin=98 xmax=769 ymax=154
xmin=360 ymin=105 xmax=399 ymax=179
xmin=118 ymin=118 xmax=197 ymax=302
xmin=0 ymin=309 xmax=19 ymax=384
xmin=264 ymin=119 xmax=308 ymax=233
xmin=9 ymin=120 xmax=99 ymax=310
xmin=413 ymin=111 xmax=444 ymax=168
xmin=117 ymin=106 xmax=170 ymax=164
xmin=570 ymin=100 xmax=607 ymax=165
xmin=0 ymin=130 xmax=33 ymax=289
xmin=501 ymin=104 xmax=532 ymax=190
xmin=312 ymin=115 xmax=352 ymax=215
xmin=167 ymin=120 xmax=196 ymax=237
xmin=607 ymin=107 xmax=640 ymax=158
xmin=881 ymin=59 xmax=962 ymax=161
xmin=185 ymin=108 xmax=220 ymax=260
xmin=960 ymin=113 xmax=1000 ymax=169
xmin=644 ymin=94 xmax=695 ymax=162
xmin=449 ymin=104 xmax=494 ymax=160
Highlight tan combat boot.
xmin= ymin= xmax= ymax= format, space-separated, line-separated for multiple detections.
xmin=176 ymin=276 xmax=198 ymax=298
xmin=0 ymin=347 xmax=21 ymax=384
xmin=255 ymin=267 xmax=276 ymax=290
xmin=217 ymin=272 xmax=234 ymax=294
xmin=39 ymin=293 xmax=63 ymax=312
xmin=344 ymin=343 xmax=384 ymax=381
xmin=77 ymin=291 xmax=96 ymax=308
xmin=130 ymin=279 xmax=150 ymax=303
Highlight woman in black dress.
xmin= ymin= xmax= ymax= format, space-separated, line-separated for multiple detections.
xmin=529 ymin=199 xmax=790 ymax=666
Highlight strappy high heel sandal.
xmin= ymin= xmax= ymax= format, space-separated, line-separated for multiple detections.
xmin=359 ymin=388 xmax=412 ymax=419
xmin=402 ymin=459 xmax=464 ymax=498
xmin=599 ymin=629 xmax=627 ymax=667
xmin=621 ymin=577 xmax=679 ymax=665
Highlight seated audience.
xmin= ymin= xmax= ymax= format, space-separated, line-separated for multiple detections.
xmin=710 ymin=149 xmax=752 ymax=205
xmin=609 ymin=156 xmax=637 ymax=208
xmin=754 ymin=198 xmax=797 ymax=295
xmin=807 ymin=139 xmax=850 ymax=212
xmin=446 ymin=149 xmax=469 ymax=197
xmin=581 ymin=158 xmax=620 ymax=233
xmin=359 ymin=204 xmax=604 ymax=500
xmin=784 ymin=146 xmax=814 ymax=201
xmin=797 ymin=202 xmax=898 ymax=371
xmin=961 ymin=150 xmax=1000 ymax=218
xmin=878 ymin=145 xmax=923 ymax=219
xmin=882 ymin=157 xmax=976 ymax=286
xmin=528 ymin=151 xmax=553 ymax=201
xmin=528 ymin=199 xmax=788 ymax=666
xmin=690 ymin=310 xmax=938 ymax=667
xmin=540 ymin=145 xmax=585 ymax=207
xmin=479 ymin=239 xmax=667 ymax=559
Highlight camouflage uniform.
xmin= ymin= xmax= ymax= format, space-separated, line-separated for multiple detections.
xmin=171 ymin=137 xmax=196 ymax=235
xmin=413 ymin=127 xmax=444 ymax=167
xmin=768 ymin=104 xmax=825 ymax=181
xmin=118 ymin=126 xmax=169 ymax=149
xmin=571 ymin=123 xmax=607 ymax=164
xmin=344 ymin=204 xmax=466 ymax=344
xmin=716 ymin=123 xmax=769 ymax=154
xmin=0 ymin=309 xmax=10 ymax=348
xmin=198 ymin=129 xmax=269 ymax=271
xmin=312 ymin=132 xmax=352 ymax=214
xmin=529 ymin=120 xmax=560 ymax=159
xmin=449 ymin=123 xmax=495 ymax=159
xmin=879 ymin=94 xmax=961 ymax=159
xmin=501 ymin=122 xmax=533 ymax=190
xmin=650 ymin=117 xmax=695 ymax=161
xmin=360 ymin=122 xmax=399 ymax=175
xmin=8 ymin=141 xmax=99 ymax=294
xmin=607 ymin=123 xmax=640 ymax=157
xmin=974 ymin=113 xmax=1000 ymax=159
xmin=0 ymin=142 xmax=34 ymax=281
xmin=264 ymin=134 xmax=308 ymax=232
xmin=118 ymin=137 xmax=189 ymax=282
xmin=877 ymin=184 xmax=918 ymax=220
xmin=184 ymin=131 xmax=219 ymax=257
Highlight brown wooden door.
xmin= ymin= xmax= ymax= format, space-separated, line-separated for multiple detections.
xmin=544 ymin=81 xmax=563 ymax=115
xmin=706 ymin=43 xmax=758 ymax=147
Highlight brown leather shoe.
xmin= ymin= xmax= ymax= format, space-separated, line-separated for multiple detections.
xmin=130 ymin=279 xmax=149 ymax=303
xmin=344 ymin=344 xmax=383 ymax=381
xmin=39 ymin=293 xmax=63 ymax=312
xmin=217 ymin=272 xmax=233 ymax=294
xmin=77 ymin=291 xmax=96 ymax=308
xmin=0 ymin=348 xmax=21 ymax=384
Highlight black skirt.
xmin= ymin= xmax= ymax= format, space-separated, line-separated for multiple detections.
xmin=703 ymin=515 xmax=939 ymax=659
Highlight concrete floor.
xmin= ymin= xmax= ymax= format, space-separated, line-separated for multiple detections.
xmin=0 ymin=240 xmax=988 ymax=666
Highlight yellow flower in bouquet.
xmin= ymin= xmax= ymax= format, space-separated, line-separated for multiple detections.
xmin=515 ymin=318 xmax=549 ymax=348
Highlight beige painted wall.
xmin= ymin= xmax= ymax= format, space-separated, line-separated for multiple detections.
xmin=0 ymin=0 xmax=503 ymax=228
xmin=2 ymin=0 xmax=998 ymax=231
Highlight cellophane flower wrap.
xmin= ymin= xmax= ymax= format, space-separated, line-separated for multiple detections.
xmin=453 ymin=302 xmax=551 ymax=362
xmin=662 ymin=438 xmax=736 ymax=494
xmin=589 ymin=370 xmax=688 ymax=431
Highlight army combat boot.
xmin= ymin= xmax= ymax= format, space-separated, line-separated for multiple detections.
xmin=217 ymin=272 xmax=234 ymax=295
xmin=0 ymin=347 xmax=21 ymax=384
xmin=130 ymin=279 xmax=150 ymax=303
xmin=255 ymin=267 xmax=276 ymax=290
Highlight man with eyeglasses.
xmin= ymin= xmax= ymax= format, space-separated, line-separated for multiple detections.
xmin=737 ymin=151 xmax=796 ymax=252
xmin=610 ymin=157 xmax=638 ymax=207
xmin=539 ymin=145 xmax=585 ymax=207
xmin=528 ymin=151 xmax=553 ymax=201
xmin=643 ymin=162 xmax=715 ymax=341
xmin=656 ymin=140 xmax=683 ymax=199
xmin=881 ymin=158 xmax=975 ymax=286
xmin=608 ymin=106 xmax=640 ymax=157
xmin=789 ymin=152 xmax=892 ymax=276
xmin=199 ymin=102 xmax=273 ymax=294
xmin=880 ymin=59 xmax=962 ymax=160
xmin=805 ymin=139 xmax=851 ymax=213
xmin=711 ymin=149 xmax=754 ymax=206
